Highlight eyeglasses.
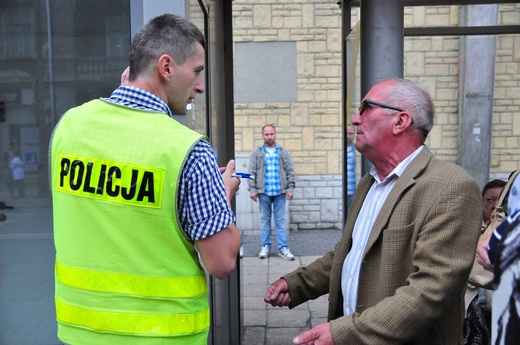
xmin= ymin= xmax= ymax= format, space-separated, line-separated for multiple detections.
xmin=358 ymin=99 xmax=403 ymax=116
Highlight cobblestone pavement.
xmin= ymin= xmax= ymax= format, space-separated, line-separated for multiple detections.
xmin=241 ymin=229 xmax=343 ymax=345
xmin=242 ymin=229 xmax=342 ymax=258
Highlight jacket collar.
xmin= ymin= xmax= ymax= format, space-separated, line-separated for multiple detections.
xmin=344 ymin=146 xmax=433 ymax=249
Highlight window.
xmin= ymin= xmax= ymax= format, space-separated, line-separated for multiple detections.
xmin=2 ymin=8 xmax=34 ymax=59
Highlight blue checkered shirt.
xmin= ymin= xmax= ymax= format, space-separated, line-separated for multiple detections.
xmin=105 ymin=86 xmax=235 ymax=240
xmin=263 ymin=145 xmax=282 ymax=196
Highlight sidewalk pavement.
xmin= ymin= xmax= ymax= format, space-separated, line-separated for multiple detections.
xmin=240 ymin=230 xmax=342 ymax=345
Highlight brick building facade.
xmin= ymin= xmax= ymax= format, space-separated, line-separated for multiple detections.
xmin=232 ymin=2 xmax=520 ymax=233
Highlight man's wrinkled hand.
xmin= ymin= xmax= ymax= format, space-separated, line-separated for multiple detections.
xmin=293 ymin=323 xmax=333 ymax=345
xmin=264 ymin=278 xmax=291 ymax=307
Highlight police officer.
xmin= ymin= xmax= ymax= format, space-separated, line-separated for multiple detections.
xmin=50 ymin=14 xmax=240 ymax=345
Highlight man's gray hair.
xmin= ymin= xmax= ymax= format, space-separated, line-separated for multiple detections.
xmin=384 ymin=78 xmax=435 ymax=140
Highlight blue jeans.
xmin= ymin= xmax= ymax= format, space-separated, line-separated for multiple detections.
xmin=259 ymin=193 xmax=287 ymax=251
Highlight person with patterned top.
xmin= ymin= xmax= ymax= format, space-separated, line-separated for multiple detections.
xmin=248 ymin=124 xmax=296 ymax=261
xmin=264 ymin=78 xmax=482 ymax=345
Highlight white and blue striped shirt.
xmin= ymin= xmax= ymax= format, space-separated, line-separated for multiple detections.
xmin=105 ymin=86 xmax=235 ymax=241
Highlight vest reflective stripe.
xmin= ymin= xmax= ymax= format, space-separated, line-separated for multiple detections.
xmin=56 ymin=298 xmax=210 ymax=336
xmin=55 ymin=261 xmax=207 ymax=298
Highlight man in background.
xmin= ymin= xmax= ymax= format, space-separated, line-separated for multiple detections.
xmin=8 ymin=146 xmax=25 ymax=198
xmin=346 ymin=123 xmax=356 ymax=212
xmin=248 ymin=124 xmax=296 ymax=260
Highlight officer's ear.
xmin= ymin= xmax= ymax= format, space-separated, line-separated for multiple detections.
xmin=157 ymin=54 xmax=174 ymax=81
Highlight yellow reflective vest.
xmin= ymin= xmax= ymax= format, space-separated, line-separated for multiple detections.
xmin=51 ymin=99 xmax=209 ymax=345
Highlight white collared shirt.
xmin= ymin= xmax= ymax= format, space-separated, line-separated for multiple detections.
xmin=341 ymin=145 xmax=424 ymax=316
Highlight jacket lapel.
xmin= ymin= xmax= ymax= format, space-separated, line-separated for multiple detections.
xmin=362 ymin=147 xmax=433 ymax=255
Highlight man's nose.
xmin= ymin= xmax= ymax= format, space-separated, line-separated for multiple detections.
xmin=195 ymin=77 xmax=205 ymax=94
xmin=351 ymin=112 xmax=361 ymax=125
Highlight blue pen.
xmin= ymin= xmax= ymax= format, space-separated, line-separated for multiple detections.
xmin=231 ymin=172 xmax=255 ymax=180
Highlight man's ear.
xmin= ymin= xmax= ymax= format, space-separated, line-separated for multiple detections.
xmin=157 ymin=54 xmax=173 ymax=81
xmin=393 ymin=111 xmax=413 ymax=134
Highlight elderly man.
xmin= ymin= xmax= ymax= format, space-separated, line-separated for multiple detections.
xmin=265 ymin=78 xmax=482 ymax=344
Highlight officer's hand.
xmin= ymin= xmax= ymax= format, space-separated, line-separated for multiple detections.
xmin=220 ymin=160 xmax=240 ymax=203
